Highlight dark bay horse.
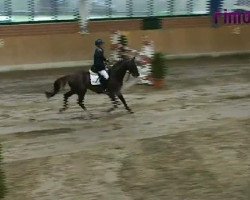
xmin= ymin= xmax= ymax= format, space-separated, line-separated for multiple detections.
xmin=45 ymin=57 xmax=139 ymax=114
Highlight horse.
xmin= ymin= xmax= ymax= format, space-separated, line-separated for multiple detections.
xmin=45 ymin=57 xmax=140 ymax=115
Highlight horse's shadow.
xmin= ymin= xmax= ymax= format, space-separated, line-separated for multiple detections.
xmin=69 ymin=108 xmax=132 ymax=121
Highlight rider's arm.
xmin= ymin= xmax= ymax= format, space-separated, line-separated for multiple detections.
xmin=102 ymin=52 xmax=109 ymax=63
xmin=103 ymin=54 xmax=108 ymax=62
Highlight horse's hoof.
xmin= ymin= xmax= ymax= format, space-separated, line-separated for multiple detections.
xmin=59 ymin=108 xmax=65 ymax=113
xmin=88 ymin=114 xmax=93 ymax=119
xmin=81 ymin=115 xmax=92 ymax=120
xmin=127 ymin=109 xmax=134 ymax=114
xmin=107 ymin=108 xmax=115 ymax=113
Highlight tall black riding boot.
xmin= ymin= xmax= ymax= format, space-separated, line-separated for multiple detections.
xmin=100 ymin=78 xmax=108 ymax=93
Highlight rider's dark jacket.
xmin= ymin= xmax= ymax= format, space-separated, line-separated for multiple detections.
xmin=91 ymin=47 xmax=107 ymax=73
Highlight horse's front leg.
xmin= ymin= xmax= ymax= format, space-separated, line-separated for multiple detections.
xmin=107 ymin=92 xmax=118 ymax=112
xmin=116 ymin=92 xmax=133 ymax=114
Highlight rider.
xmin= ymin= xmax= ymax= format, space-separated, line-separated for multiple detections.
xmin=91 ymin=39 xmax=109 ymax=92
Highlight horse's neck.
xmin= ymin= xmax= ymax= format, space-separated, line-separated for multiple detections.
xmin=112 ymin=62 xmax=128 ymax=82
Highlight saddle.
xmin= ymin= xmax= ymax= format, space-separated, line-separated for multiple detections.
xmin=89 ymin=69 xmax=110 ymax=86
xmin=89 ymin=70 xmax=101 ymax=85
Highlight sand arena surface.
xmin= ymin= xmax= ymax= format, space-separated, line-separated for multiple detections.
xmin=0 ymin=58 xmax=250 ymax=200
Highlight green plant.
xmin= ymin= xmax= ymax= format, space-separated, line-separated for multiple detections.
xmin=0 ymin=144 xmax=6 ymax=199
xmin=151 ymin=52 xmax=168 ymax=79
xmin=120 ymin=35 xmax=128 ymax=46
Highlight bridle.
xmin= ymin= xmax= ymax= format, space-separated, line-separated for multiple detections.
xmin=109 ymin=51 xmax=139 ymax=82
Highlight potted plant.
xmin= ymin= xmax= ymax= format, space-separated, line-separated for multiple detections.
xmin=151 ymin=52 xmax=168 ymax=88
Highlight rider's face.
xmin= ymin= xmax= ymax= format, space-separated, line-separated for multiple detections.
xmin=100 ymin=43 xmax=104 ymax=48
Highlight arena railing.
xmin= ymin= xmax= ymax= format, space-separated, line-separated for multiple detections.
xmin=0 ymin=0 xmax=228 ymax=25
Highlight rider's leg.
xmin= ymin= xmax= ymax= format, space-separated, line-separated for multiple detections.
xmin=98 ymin=70 xmax=109 ymax=91
xmin=98 ymin=70 xmax=109 ymax=79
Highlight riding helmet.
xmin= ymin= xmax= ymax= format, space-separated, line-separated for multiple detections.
xmin=95 ymin=39 xmax=104 ymax=46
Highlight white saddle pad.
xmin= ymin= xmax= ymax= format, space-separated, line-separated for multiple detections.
xmin=89 ymin=70 xmax=101 ymax=85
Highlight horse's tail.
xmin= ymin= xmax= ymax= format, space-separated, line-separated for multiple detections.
xmin=45 ymin=75 xmax=70 ymax=99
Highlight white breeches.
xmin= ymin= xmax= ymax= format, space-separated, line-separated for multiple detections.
xmin=98 ymin=70 xmax=109 ymax=80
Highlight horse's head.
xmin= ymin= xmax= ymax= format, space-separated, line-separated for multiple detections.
xmin=127 ymin=57 xmax=140 ymax=78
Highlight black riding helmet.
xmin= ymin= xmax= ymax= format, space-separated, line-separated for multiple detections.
xmin=95 ymin=39 xmax=104 ymax=46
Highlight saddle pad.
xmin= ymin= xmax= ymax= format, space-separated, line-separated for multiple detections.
xmin=89 ymin=70 xmax=101 ymax=85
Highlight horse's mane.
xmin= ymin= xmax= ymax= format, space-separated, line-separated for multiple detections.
xmin=111 ymin=59 xmax=130 ymax=71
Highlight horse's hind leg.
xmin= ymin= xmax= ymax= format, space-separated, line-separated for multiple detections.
xmin=77 ymin=90 xmax=92 ymax=117
xmin=78 ymin=93 xmax=86 ymax=111
xmin=117 ymin=92 xmax=133 ymax=113
xmin=59 ymin=90 xmax=74 ymax=113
